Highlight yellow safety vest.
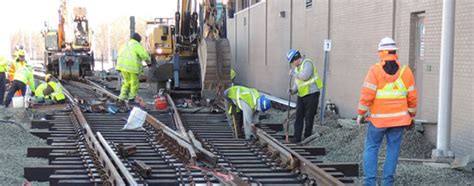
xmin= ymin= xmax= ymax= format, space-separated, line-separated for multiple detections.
xmin=13 ymin=66 xmax=35 ymax=92
xmin=35 ymin=83 xmax=48 ymax=98
xmin=295 ymin=59 xmax=323 ymax=97
xmin=0 ymin=56 xmax=8 ymax=72
xmin=47 ymin=81 xmax=66 ymax=101
xmin=226 ymin=86 xmax=260 ymax=113
xmin=116 ymin=40 xmax=150 ymax=74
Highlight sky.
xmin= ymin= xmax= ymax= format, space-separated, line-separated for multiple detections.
xmin=0 ymin=0 xmax=177 ymax=57
xmin=0 ymin=0 xmax=178 ymax=33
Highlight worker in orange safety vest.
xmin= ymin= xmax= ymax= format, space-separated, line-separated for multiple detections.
xmin=8 ymin=49 xmax=27 ymax=96
xmin=357 ymin=37 xmax=417 ymax=186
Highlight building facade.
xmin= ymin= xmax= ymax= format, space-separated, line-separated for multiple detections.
xmin=227 ymin=0 xmax=473 ymax=158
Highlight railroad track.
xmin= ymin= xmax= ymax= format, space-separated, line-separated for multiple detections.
xmin=24 ymin=78 xmax=358 ymax=185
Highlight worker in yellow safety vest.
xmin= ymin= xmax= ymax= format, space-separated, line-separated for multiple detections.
xmin=287 ymin=49 xmax=323 ymax=143
xmin=42 ymin=74 xmax=66 ymax=104
xmin=0 ymin=55 xmax=9 ymax=105
xmin=4 ymin=65 xmax=35 ymax=107
xmin=224 ymin=85 xmax=271 ymax=139
xmin=8 ymin=50 xmax=27 ymax=96
xmin=116 ymin=33 xmax=151 ymax=104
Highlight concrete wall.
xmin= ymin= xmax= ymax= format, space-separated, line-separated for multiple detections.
xmin=230 ymin=0 xmax=474 ymax=158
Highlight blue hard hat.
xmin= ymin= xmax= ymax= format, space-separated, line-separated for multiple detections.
xmin=287 ymin=49 xmax=300 ymax=63
xmin=258 ymin=95 xmax=271 ymax=112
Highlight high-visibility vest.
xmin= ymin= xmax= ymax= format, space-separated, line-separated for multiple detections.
xmin=8 ymin=61 xmax=26 ymax=81
xmin=295 ymin=59 xmax=323 ymax=97
xmin=47 ymin=81 xmax=66 ymax=101
xmin=0 ymin=56 xmax=8 ymax=72
xmin=358 ymin=57 xmax=417 ymax=128
xmin=116 ymin=40 xmax=150 ymax=74
xmin=13 ymin=66 xmax=35 ymax=92
xmin=226 ymin=86 xmax=260 ymax=113
xmin=35 ymin=83 xmax=48 ymax=98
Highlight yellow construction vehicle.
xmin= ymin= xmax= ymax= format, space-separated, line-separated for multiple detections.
xmin=146 ymin=18 xmax=174 ymax=62
xmin=155 ymin=0 xmax=232 ymax=98
xmin=42 ymin=0 xmax=94 ymax=80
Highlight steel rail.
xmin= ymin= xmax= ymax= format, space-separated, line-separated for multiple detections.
xmin=97 ymin=132 xmax=139 ymax=186
xmin=61 ymin=81 xmax=127 ymax=185
xmin=252 ymin=126 xmax=344 ymax=185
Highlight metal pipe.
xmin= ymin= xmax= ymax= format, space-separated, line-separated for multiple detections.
xmin=433 ymin=0 xmax=455 ymax=159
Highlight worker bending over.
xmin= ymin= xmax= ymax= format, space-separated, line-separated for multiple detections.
xmin=35 ymin=74 xmax=66 ymax=103
xmin=4 ymin=65 xmax=35 ymax=107
xmin=357 ymin=37 xmax=417 ymax=186
xmin=116 ymin=33 xmax=151 ymax=104
xmin=287 ymin=49 xmax=323 ymax=143
xmin=224 ymin=85 xmax=271 ymax=139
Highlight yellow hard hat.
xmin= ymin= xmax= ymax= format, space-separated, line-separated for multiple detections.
xmin=45 ymin=74 xmax=52 ymax=81
xmin=16 ymin=49 xmax=25 ymax=56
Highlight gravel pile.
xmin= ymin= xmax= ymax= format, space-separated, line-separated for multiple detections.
xmin=0 ymin=108 xmax=48 ymax=185
xmin=261 ymin=108 xmax=474 ymax=185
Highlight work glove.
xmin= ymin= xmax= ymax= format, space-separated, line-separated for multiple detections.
xmin=356 ymin=114 xmax=365 ymax=128
xmin=288 ymin=88 xmax=297 ymax=95
xmin=289 ymin=70 xmax=296 ymax=77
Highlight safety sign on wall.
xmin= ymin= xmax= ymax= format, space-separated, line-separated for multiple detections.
xmin=324 ymin=39 xmax=332 ymax=52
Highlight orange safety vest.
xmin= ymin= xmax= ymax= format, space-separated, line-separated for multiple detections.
xmin=8 ymin=61 xmax=27 ymax=96
xmin=357 ymin=54 xmax=417 ymax=128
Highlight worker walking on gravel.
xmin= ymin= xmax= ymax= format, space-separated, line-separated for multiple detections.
xmin=287 ymin=49 xmax=322 ymax=143
xmin=357 ymin=37 xmax=417 ymax=186
xmin=116 ymin=33 xmax=152 ymax=104
xmin=224 ymin=85 xmax=271 ymax=139
xmin=4 ymin=65 xmax=35 ymax=107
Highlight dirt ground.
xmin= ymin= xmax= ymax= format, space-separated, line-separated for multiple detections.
xmin=260 ymin=108 xmax=474 ymax=185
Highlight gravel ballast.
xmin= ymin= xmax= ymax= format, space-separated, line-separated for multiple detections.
xmin=0 ymin=108 xmax=48 ymax=185
xmin=260 ymin=108 xmax=474 ymax=185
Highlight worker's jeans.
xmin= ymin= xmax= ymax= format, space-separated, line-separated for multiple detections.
xmin=4 ymin=80 xmax=26 ymax=107
xmin=363 ymin=122 xmax=404 ymax=186
xmin=294 ymin=91 xmax=320 ymax=142
xmin=119 ymin=71 xmax=139 ymax=101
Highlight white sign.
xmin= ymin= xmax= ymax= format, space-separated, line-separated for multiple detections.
xmin=324 ymin=39 xmax=332 ymax=52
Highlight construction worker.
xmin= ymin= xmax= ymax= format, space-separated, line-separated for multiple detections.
xmin=116 ymin=33 xmax=151 ymax=104
xmin=8 ymin=50 xmax=28 ymax=96
xmin=42 ymin=74 xmax=66 ymax=104
xmin=32 ymin=83 xmax=49 ymax=104
xmin=0 ymin=55 xmax=8 ymax=105
xmin=224 ymin=85 xmax=271 ymax=139
xmin=4 ymin=65 xmax=35 ymax=107
xmin=287 ymin=49 xmax=322 ymax=143
xmin=357 ymin=37 xmax=417 ymax=186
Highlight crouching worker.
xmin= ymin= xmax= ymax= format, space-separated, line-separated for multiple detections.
xmin=4 ymin=65 xmax=35 ymax=107
xmin=224 ymin=85 xmax=271 ymax=139
xmin=42 ymin=74 xmax=66 ymax=104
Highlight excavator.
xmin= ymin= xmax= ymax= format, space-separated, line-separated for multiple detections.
xmin=42 ymin=0 xmax=94 ymax=80
xmin=148 ymin=0 xmax=232 ymax=98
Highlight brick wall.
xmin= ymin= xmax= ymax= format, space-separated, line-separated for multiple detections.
xmin=230 ymin=0 xmax=473 ymax=158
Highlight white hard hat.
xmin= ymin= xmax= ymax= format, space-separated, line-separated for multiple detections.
xmin=378 ymin=37 xmax=398 ymax=51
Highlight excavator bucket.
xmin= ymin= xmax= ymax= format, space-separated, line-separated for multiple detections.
xmin=198 ymin=38 xmax=232 ymax=99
